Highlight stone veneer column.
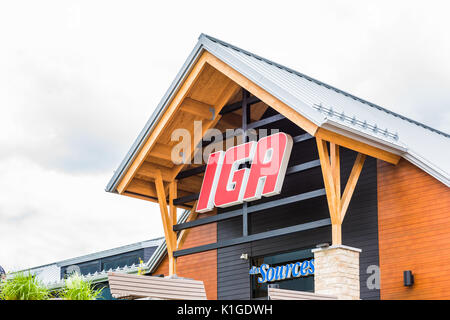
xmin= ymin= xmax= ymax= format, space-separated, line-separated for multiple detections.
xmin=312 ymin=245 xmax=362 ymax=300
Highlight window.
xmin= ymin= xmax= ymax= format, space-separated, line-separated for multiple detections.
xmin=101 ymin=253 xmax=141 ymax=271
xmin=251 ymin=248 xmax=314 ymax=299
xmin=62 ymin=261 xmax=100 ymax=278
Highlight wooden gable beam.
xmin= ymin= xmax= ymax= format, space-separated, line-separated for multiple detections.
xmin=126 ymin=178 xmax=158 ymax=198
xmin=138 ymin=162 xmax=173 ymax=181
xmin=150 ymin=143 xmax=174 ymax=162
xmin=316 ymin=138 xmax=366 ymax=245
xmin=180 ymin=98 xmax=215 ymax=120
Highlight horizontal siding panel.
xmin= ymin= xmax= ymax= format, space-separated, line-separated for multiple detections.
xmin=378 ymin=159 xmax=450 ymax=300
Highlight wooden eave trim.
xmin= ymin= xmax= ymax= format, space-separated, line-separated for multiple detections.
xmin=316 ymin=127 xmax=400 ymax=165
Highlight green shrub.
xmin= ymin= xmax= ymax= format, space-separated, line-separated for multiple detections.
xmin=0 ymin=272 xmax=50 ymax=300
xmin=58 ymin=274 xmax=103 ymax=300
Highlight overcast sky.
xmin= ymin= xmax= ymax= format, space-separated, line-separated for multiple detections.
xmin=0 ymin=1 xmax=449 ymax=271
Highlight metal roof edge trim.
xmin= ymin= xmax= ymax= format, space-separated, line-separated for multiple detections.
xmin=105 ymin=41 xmax=206 ymax=193
xmin=56 ymin=237 xmax=165 ymax=267
xmin=324 ymin=121 xmax=449 ymax=186
xmin=403 ymin=151 xmax=450 ymax=187
xmin=11 ymin=238 xmax=164 ymax=274
xmin=45 ymin=263 xmax=148 ymax=290
xmin=200 ymin=34 xmax=450 ymax=138
xmin=321 ymin=120 xmax=407 ymax=154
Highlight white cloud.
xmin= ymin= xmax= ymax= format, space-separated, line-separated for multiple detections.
xmin=0 ymin=156 xmax=164 ymax=270
xmin=0 ymin=0 xmax=449 ymax=271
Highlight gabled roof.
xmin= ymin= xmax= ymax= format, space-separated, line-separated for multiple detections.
xmin=106 ymin=34 xmax=450 ymax=189
xmin=36 ymin=213 xmax=189 ymax=289
xmin=55 ymin=237 xmax=164 ymax=267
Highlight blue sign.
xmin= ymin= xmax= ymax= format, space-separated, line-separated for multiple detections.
xmin=249 ymin=259 xmax=314 ymax=283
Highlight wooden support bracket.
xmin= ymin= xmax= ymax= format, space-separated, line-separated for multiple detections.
xmin=316 ymin=138 xmax=366 ymax=245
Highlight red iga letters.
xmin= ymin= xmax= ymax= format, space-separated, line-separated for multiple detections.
xmin=196 ymin=132 xmax=293 ymax=213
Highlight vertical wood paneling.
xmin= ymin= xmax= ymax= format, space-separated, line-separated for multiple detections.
xmin=378 ymin=159 xmax=450 ymax=300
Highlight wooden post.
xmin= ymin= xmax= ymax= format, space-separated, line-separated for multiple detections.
xmin=168 ymin=180 xmax=177 ymax=274
xmin=169 ymin=180 xmax=177 ymax=228
xmin=316 ymin=138 xmax=366 ymax=245
xmin=316 ymin=138 xmax=340 ymax=243
xmin=155 ymin=170 xmax=177 ymax=276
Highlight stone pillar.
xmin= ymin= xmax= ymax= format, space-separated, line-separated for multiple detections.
xmin=312 ymin=245 xmax=362 ymax=300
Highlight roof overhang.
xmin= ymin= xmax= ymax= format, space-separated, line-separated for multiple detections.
xmin=106 ymin=34 xmax=450 ymax=198
xmin=106 ymin=49 xmax=404 ymax=199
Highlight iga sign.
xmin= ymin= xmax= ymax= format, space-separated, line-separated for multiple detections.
xmin=249 ymin=259 xmax=315 ymax=283
xmin=196 ymin=132 xmax=293 ymax=213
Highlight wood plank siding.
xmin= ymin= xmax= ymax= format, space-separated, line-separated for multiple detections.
xmin=378 ymin=159 xmax=450 ymax=299
xmin=153 ymin=212 xmax=218 ymax=300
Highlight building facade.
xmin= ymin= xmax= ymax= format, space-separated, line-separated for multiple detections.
xmin=106 ymin=34 xmax=450 ymax=300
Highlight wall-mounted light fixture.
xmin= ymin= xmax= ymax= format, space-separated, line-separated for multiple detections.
xmin=240 ymin=253 xmax=249 ymax=260
xmin=403 ymin=270 xmax=414 ymax=286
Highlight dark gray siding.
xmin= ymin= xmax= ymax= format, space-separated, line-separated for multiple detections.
xmin=341 ymin=152 xmax=379 ymax=300
xmin=217 ymin=114 xmax=380 ymax=300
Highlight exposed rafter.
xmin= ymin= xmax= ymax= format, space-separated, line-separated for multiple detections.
xmin=169 ymin=79 xmax=241 ymax=180
xmin=180 ymin=98 xmax=215 ymax=119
